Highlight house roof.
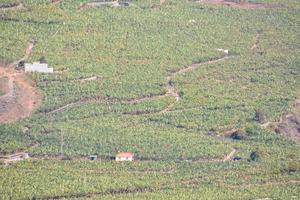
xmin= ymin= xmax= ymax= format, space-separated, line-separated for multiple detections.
xmin=116 ymin=152 xmax=134 ymax=157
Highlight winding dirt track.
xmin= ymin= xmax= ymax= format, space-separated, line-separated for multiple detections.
xmin=0 ymin=41 xmax=42 ymax=123
xmin=49 ymin=54 xmax=231 ymax=114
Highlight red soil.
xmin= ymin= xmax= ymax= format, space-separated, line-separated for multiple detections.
xmin=0 ymin=41 xmax=42 ymax=123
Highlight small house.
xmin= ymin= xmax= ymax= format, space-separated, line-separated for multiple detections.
xmin=25 ymin=61 xmax=53 ymax=73
xmin=115 ymin=152 xmax=134 ymax=161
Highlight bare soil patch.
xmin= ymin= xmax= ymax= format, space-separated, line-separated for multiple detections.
xmin=259 ymin=95 xmax=300 ymax=144
xmin=0 ymin=41 xmax=42 ymax=123
xmin=0 ymin=76 xmax=9 ymax=95
xmin=0 ymin=67 xmax=42 ymax=123
xmin=195 ymin=0 xmax=275 ymax=10
xmin=274 ymin=97 xmax=300 ymax=143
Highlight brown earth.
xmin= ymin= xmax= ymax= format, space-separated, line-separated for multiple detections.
xmin=259 ymin=96 xmax=300 ymax=144
xmin=195 ymin=0 xmax=275 ymax=9
xmin=0 ymin=67 xmax=42 ymax=123
xmin=0 ymin=41 xmax=42 ymax=123
xmin=274 ymin=97 xmax=300 ymax=143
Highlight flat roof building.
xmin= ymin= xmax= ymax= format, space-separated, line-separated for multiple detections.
xmin=115 ymin=152 xmax=134 ymax=161
xmin=25 ymin=62 xmax=53 ymax=73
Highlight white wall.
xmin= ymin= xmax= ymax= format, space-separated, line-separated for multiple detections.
xmin=25 ymin=63 xmax=53 ymax=73
xmin=115 ymin=156 xmax=133 ymax=161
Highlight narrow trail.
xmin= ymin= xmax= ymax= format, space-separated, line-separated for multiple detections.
xmin=250 ymin=30 xmax=299 ymax=144
xmin=79 ymin=75 xmax=100 ymax=83
xmin=225 ymin=180 xmax=300 ymax=189
xmin=26 ymin=149 xmax=237 ymax=200
xmin=39 ymin=185 xmax=171 ymax=200
xmin=0 ymin=3 xmax=23 ymax=11
xmin=260 ymin=121 xmax=271 ymax=128
xmin=195 ymin=0 xmax=275 ymax=10
xmin=49 ymin=54 xmax=231 ymax=114
xmin=39 ymin=76 xmax=101 ymax=85
xmin=49 ymin=0 xmax=62 ymax=5
xmin=180 ymin=147 xmax=237 ymax=163
xmin=0 ymin=41 xmax=42 ymax=123
xmin=2 ymin=147 xmax=237 ymax=164
xmin=251 ymin=33 xmax=260 ymax=50
xmin=9 ymin=40 xmax=34 ymax=68
xmin=169 ymin=56 xmax=229 ymax=76
xmin=79 ymin=1 xmax=119 ymax=10
xmin=0 ymin=142 xmax=39 ymax=156
xmin=222 ymin=148 xmax=236 ymax=162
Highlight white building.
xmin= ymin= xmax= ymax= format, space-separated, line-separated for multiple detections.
xmin=115 ymin=152 xmax=134 ymax=161
xmin=25 ymin=62 xmax=53 ymax=73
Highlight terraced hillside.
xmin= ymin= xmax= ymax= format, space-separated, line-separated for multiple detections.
xmin=0 ymin=0 xmax=299 ymax=199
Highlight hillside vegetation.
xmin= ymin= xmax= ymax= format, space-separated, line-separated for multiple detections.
xmin=0 ymin=0 xmax=299 ymax=199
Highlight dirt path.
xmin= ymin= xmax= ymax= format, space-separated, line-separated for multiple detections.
xmin=0 ymin=41 xmax=42 ymax=123
xmin=9 ymin=40 xmax=34 ymax=68
xmin=1 ymin=143 xmax=237 ymax=164
xmin=49 ymin=0 xmax=62 ymax=5
xmin=225 ymin=179 xmax=300 ymax=189
xmin=223 ymin=148 xmax=237 ymax=162
xmin=169 ymin=56 xmax=229 ymax=77
xmin=39 ymin=185 xmax=171 ymax=200
xmin=79 ymin=1 xmax=119 ymax=10
xmin=0 ymin=3 xmax=23 ymax=11
xmin=49 ymin=53 xmax=232 ymax=114
xmin=251 ymin=33 xmax=260 ymax=50
xmin=195 ymin=0 xmax=275 ymax=10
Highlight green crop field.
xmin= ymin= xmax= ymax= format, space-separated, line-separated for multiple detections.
xmin=0 ymin=0 xmax=299 ymax=199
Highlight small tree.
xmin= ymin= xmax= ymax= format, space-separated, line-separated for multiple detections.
xmin=38 ymin=56 xmax=47 ymax=64
xmin=230 ymin=129 xmax=246 ymax=140
xmin=250 ymin=151 xmax=259 ymax=162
